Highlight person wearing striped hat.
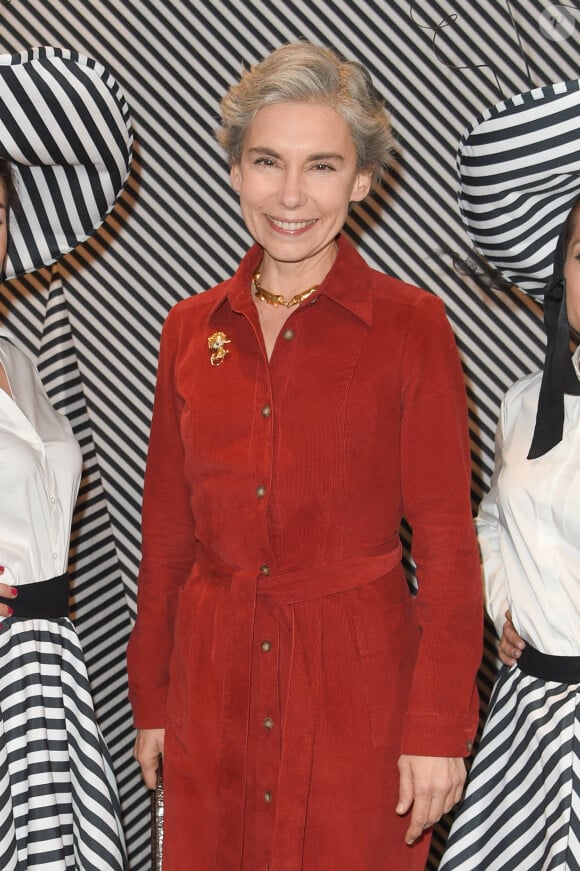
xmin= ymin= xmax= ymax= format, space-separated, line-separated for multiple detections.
xmin=440 ymin=81 xmax=580 ymax=870
xmin=0 ymin=47 xmax=132 ymax=870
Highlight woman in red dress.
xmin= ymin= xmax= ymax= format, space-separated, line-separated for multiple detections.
xmin=127 ymin=41 xmax=483 ymax=871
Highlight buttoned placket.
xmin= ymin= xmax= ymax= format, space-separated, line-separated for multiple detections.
xmin=243 ymin=307 xmax=302 ymax=862
xmin=245 ymin=324 xmax=280 ymax=852
xmin=33 ymin=441 xmax=62 ymax=570
xmin=45 ymin=462 xmax=61 ymax=569
xmin=213 ymin=294 xmax=316 ymax=869
xmin=536 ymin=454 xmax=571 ymax=637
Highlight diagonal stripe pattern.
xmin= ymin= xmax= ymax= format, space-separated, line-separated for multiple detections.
xmin=1 ymin=2 xmax=579 ymax=867
xmin=440 ymin=666 xmax=580 ymax=870
xmin=36 ymin=271 xmax=149 ymax=867
xmin=0 ymin=46 xmax=132 ymax=279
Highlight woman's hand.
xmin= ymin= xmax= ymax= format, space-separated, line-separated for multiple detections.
xmin=498 ymin=609 xmax=526 ymax=666
xmin=0 ymin=567 xmax=17 ymax=617
xmin=396 ymin=754 xmax=466 ymax=845
xmin=134 ymin=728 xmax=165 ymax=790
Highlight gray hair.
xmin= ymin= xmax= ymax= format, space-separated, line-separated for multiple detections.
xmin=216 ymin=42 xmax=395 ymax=182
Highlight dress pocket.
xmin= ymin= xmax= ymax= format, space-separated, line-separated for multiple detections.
xmin=352 ymin=598 xmax=418 ymax=749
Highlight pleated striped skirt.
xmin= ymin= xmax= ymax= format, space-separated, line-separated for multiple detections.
xmin=439 ymin=664 xmax=580 ymax=871
xmin=0 ymin=617 xmax=127 ymax=870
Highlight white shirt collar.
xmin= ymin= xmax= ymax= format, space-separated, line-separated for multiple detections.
xmin=572 ymin=345 xmax=580 ymax=379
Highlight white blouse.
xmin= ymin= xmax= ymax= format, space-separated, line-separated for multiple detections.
xmin=477 ymin=347 xmax=580 ymax=656
xmin=0 ymin=330 xmax=81 ymax=591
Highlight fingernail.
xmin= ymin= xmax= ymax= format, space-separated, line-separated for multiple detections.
xmin=10 ymin=588 xmax=17 ymax=597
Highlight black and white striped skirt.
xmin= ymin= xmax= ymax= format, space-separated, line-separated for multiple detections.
xmin=439 ymin=664 xmax=580 ymax=871
xmin=0 ymin=617 xmax=127 ymax=870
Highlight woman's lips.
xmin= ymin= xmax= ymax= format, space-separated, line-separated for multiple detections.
xmin=267 ymin=216 xmax=318 ymax=234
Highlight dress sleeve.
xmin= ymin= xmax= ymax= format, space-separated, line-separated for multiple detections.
xmin=398 ymin=294 xmax=483 ymax=758
xmin=127 ymin=308 xmax=197 ymax=728
xmin=476 ymin=400 xmax=509 ymax=640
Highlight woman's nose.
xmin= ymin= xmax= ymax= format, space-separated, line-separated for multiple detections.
xmin=278 ymin=170 xmax=305 ymax=207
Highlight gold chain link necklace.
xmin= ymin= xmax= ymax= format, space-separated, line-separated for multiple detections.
xmin=252 ymin=268 xmax=318 ymax=308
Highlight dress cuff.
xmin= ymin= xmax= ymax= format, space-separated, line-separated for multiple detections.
xmin=128 ymin=686 xmax=168 ymax=729
xmin=400 ymin=707 xmax=479 ymax=758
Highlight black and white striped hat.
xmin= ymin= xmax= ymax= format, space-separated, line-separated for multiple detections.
xmin=0 ymin=46 xmax=133 ymax=278
xmin=457 ymin=79 xmax=580 ymax=299
xmin=458 ymin=80 xmax=580 ymax=458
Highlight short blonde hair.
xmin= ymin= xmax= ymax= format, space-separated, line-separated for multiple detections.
xmin=216 ymin=42 xmax=395 ymax=183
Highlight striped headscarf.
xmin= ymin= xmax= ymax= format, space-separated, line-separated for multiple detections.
xmin=457 ymin=80 xmax=580 ymax=458
xmin=0 ymin=46 xmax=133 ymax=279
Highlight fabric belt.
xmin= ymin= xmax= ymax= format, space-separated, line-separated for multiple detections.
xmin=196 ymin=545 xmax=405 ymax=871
xmin=518 ymin=643 xmax=580 ymax=683
xmin=0 ymin=573 xmax=69 ymax=619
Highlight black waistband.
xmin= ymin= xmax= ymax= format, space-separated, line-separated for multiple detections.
xmin=518 ymin=643 xmax=580 ymax=683
xmin=0 ymin=573 xmax=69 ymax=619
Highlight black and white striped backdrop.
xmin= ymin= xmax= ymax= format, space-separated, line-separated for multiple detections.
xmin=1 ymin=2 xmax=578 ymax=868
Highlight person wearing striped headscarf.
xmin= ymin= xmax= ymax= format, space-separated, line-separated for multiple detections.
xmin=0 ymin=48 xmax=132 ymax=870
xmin=440 ymin=83 xmax=580 ymax=871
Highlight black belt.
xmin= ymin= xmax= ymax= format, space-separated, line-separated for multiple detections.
xmin=518 ymin=643 xmax=580 ymax=683
xmin=0 ymin=573 xmax=69 ymax=619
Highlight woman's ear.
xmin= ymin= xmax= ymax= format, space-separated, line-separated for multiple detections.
xmin=350 ymin=168 xmax=373 ymax=203
xmin=230 ymin=164 xmax=241 ymax=193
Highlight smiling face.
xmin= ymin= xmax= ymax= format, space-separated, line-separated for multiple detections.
xmin=230 ymin=102 xmax=372 ymax=284
xmin=565 ymin=206 xmax=580 ymax=333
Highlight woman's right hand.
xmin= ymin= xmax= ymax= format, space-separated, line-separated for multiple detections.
xmin=0 ymin=567 xmax=17 ymax=617
xmin=134 ymin=728 xmax=165 ymax=790
xmin=498 ymin=609 xmax=526 ymax=666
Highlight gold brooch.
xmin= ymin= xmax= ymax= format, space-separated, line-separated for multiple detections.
xmin=208 ymin=331 xmax=231 ymax=367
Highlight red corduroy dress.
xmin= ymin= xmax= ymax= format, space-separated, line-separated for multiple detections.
xmin=127 ymin=236 xmax=483 ymax=871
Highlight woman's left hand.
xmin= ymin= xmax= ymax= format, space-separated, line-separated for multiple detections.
xmin=396 ymin=754 xmax=466 ymax=845
xmin=0 ymin=569 xmax=17 ymax=617
xmin=498 ymin=609 xmax=526 ymax=666
xmin=134 ymin=728 xmax=165 ymax=790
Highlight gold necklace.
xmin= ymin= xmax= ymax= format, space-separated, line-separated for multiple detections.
xmin=252 ymin=269 xmax=318 ymax=308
